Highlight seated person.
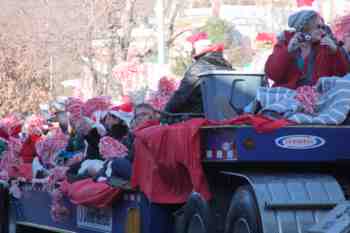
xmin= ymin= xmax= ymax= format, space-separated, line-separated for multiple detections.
xmin=93 ymin=136 xmax=131 ymax=185
xmin=19 ymin=115 xmax=45 ymax=164
xmin=131 ymin=103 xmax=159 ymax=129
xmin=102 ymin=111 xmax=129 ymax=140
xmin=65 ymin=118 xmax=88 ymax=153
xmin=84 ymin=110 xmax=130 ymax=161
xmin=164 ymin=32 xmax=233 ymax=114
xmin=265 ymin=10 xmax=349 ymax=89
xmin=52 ymin=111 xmax=69 ymax=135
xmin=123 ymin=103 xmax=159 ymax=163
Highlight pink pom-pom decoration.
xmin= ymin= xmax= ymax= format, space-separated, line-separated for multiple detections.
xmin=65 ymin=97 xmax=84 ymax=125
xmin=0 ymin=114 xmax=22 ymax=139
xmin=27 ymin=115 xmax=46 ymax=135
xmin=295 ymin=86 xmax=320 ymax=114
xmin=82 ymin=96 xmax=112 ymax=118
xmin=36 ymin=131 xmax=68 ymax=166
xmin=158 ymin=76 xmax=177 ymax=94
xmin=99 ymin=136 xmax=128 ymax=159
xmin=147 ymin=76 xmax=178 ymax=110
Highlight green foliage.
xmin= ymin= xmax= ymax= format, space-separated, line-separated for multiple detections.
xmin=171 ymin=54 xmax=192 ymax=76
xmin=170 ymin=17 xmax=234 ymax=76
xmin=202 ymin=17 xmax=229 ymax=43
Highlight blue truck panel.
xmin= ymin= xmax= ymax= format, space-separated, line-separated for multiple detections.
xmin=11 ymin=183 xmax=151 ymax=233
xmin=7 ymin=125 xmax=350 ymax=233
xmin=11 ymin=183 xmax=176 ymax=233
xmin=201 ymin=126 xmax=350 ymax=162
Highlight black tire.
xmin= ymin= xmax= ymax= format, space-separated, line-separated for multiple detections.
xmin=224 ymin=185 xmax=263 ymax=233
xmin=177 ymin=192 xmax=211 ymax=233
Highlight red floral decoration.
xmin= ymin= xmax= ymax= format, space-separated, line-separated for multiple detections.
xmin=148 ymin=76 xmax=178 ymax=110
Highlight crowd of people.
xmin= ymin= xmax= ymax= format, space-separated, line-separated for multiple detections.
xmin=0 ymin=97 xmax=162 ymax=185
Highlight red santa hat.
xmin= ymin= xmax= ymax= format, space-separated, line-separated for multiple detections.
xmin=296 ymin=0 xmax=315 ymax=7
xmin=108 ymin=102 xmax=134 ymax=126
xmin=186 ymin=32 xmax=209 ymax=45
xmin=186 ymin=32 xmax=225 ymax=58
xmin=256 ymin=32 xmax=277 ymax=45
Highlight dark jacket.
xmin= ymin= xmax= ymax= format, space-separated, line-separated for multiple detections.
xmin=84 ymin=128 xmax=102 ymax=160
xmin=121 ymin=132 xmax=135 ymax=162
xmin=164 ymin=51 xmax=232 ymax=113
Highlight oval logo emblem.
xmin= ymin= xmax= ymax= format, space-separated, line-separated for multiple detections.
xmin=275 ymin=135 xmax=325 ymax=150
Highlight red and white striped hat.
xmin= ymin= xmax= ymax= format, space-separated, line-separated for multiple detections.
xmin=108 ymin=102 xmax=134 ymax=126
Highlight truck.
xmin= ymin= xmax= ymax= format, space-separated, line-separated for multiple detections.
xmin=2 ymin=71 xmax=350 ymax=233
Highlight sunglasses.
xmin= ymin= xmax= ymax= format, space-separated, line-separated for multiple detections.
xmin=316 ymin=24 xmax=327 ymax=30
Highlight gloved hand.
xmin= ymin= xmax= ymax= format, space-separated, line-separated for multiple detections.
xmin=320 ymin=35 xmax=338 ymax=53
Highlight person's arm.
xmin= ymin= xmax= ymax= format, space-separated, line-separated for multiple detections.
xmin=318 ymin=35 xmax=350 ymax=75
xmin=84 ymin=128 xmax=102 ymax=160
xmin=333 ymin=47 xmax=350 ymax=75
xmin=164 ymin=65 xmax=200 ymax=113
xmin=265 ymin=42 xmax=297 ymax=84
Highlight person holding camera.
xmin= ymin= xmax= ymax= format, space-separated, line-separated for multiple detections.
xmin=265 ymin=10 xmax=350 ymax=89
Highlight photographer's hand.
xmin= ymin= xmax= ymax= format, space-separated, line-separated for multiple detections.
xmin=321 ymin=35 xmax=338 ymax=53
xmin=288 ymin=32 xmax=310 ymax=53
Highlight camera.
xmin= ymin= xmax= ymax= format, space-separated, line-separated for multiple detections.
xmin=298 ymin=33 xmax=312 ymax=43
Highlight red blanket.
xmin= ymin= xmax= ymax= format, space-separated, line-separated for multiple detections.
xmin=131 ymin=114 xmax=292 ymax=204
xmin=61 ymin=179 xmax=122 ymax=208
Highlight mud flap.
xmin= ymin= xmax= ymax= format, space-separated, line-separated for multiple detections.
xmin=308 ymin=202 xmax=350 ymax=233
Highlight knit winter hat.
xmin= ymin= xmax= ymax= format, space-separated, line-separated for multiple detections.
xmin=288 ymin=10 xmax=318 ymax=32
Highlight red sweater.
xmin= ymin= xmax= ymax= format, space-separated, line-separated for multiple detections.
xmin=265 ymin=31 xmax=350 ymax=89
xmin=20 ymin=134 xmax=41 ymax=163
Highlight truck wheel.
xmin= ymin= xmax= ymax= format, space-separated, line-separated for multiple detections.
xmin=180 ymin=192 xmax=210 ymax=233
xmin=224 ymin=185 xmax=262 ymax=233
